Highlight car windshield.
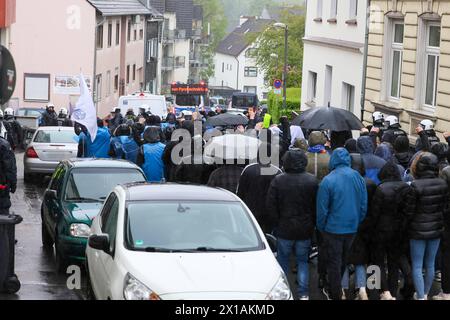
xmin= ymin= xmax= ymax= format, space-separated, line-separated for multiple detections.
xmin=176 ymin=95 xmax=200 ymax=106
xmin=17 ymin=109 xmax=43 ymax=117
xmin=126 ymin=201 xmax=263 ymax=252
xmin=233 ymin=96 xmax=257 ymax=108
xmin=34 ymin=130 xmax=77 ymax=144
xmin=65 ymin=168 xmax=145 ymax=202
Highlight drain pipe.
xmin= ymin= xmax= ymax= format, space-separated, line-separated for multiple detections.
xmin=360 ymin=0 xmax=371 ymax=122
xmin=93 ymin=16 xmax=106 ymax=114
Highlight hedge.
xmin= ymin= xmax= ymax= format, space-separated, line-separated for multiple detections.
xmin=268 ymin=88 xmax=301 ymax=124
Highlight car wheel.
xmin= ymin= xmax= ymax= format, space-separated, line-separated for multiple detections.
xmin=24 ymin=172 xmax=35 ymax=183
xmin=85 ymin=259 xmax=96 ymax=300
xmin=41 ymin=219 xmax=54 ymax=249
xmin=55 ymin=238 xmax=68 ymax=274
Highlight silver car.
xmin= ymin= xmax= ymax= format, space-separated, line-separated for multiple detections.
xmin=24 ymin=126 xmax=79 ymax=182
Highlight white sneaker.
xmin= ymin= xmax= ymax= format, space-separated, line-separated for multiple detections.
xmin=341 ymin=289 xmax=346 ymax=300
xmin=413 ymin=293 xmax=428 ymax=300
xmin=432 ymin=292 xmax=450 ymax=300
xmin=380 ymin=291 xmax=396 ymax=300
xmin=298 ymin=296 xmax=309 ymax=301
xmin=355 ymin=290 xmax=368 ymax=300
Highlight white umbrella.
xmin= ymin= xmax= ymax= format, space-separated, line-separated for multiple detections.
xmin=204 ymin=134 xmax=261 ymax=161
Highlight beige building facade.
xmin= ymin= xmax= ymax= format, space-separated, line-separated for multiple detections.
xmin=364 ymin=0 xmax=450 ymax=142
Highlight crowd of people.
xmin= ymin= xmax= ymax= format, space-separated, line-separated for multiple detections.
xmin=1 ymin=102 xmax=450 ymax=301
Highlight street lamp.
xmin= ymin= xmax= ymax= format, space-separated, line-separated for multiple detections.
xmin=273 ymin=23 xmax=288 ymax=110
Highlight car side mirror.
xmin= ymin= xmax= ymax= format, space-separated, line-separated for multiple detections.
xmin=45 ymin=189 xmax=57 ymax=200
xmin=265 ymin=234 xmax=277 ymax=253
xmin=89 ymin=234 xmax=110 ymax=255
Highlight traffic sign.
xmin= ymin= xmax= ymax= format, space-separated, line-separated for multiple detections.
xmin=0 ymin=45 xmax=16 ymax=105
xmin=274 ymin=89 xmax=282 ymax=95
xmin=273 ymin=79 xmax=282 ymax=89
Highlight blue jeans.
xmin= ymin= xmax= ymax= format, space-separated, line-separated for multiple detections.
xmin=342 ymin=265 xmax=367 ymax=289
xmin=410 ymin=239 xmax=441 ymax=299
xmin=277 ymin=238 xmax=311 ymax=297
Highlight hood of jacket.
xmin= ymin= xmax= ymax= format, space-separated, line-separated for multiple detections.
xmin=431 ymin=142 xmax=449 ymax=162
xmin=344 ymin=138 xmax=358 ymax=154
xmin=378 ymin=161 xmax=401 ymax=182
xmin=350 ymin=153 xmax=365 ymax=176
xmin=329 ymin=147 xmax=351 ymax=171
xmin=357 ymin=136 xmax=375 ymax=154
xmin=412 ymin=152 xmax=439 ymax=179
xmin=143 ymin=126 xmax=161 ymax=144
xmin=282 ymin=150 xmax=308 ymax=173
xmin=394 ymin=135 xmax=410 ymax=153
xmin=375 ymin=143 xmax=394 ymax=162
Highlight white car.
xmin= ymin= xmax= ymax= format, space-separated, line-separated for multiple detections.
xmin=24 ymin=126 xmax=78 ymax=181
xmin=86 ymin=183 xmax=291 ymax=300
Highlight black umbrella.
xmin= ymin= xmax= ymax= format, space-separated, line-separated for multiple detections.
xmin=205 ymin=113 xmax=249 ymax=127
xmin=292 ymin=106 xmax=363 ymax=131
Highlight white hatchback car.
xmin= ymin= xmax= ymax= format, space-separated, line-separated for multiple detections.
xmin=86 ymin=183 xmax=291 ymax=300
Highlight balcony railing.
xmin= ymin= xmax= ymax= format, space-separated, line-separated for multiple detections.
xmin=162 ymin=56 xmax=186 ymax=69
xmin=163 ymin=29 xmax=187 ymax=41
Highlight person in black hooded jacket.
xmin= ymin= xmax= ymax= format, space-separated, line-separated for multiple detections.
xmin=405 ymin=152 xmax=449 ymax=300
xmin=237 ymin=143 xmax=282 ymax=233
xmin=266 ymin=150 xmax=319 ymax=300
xmin=368 ymin=161 xmax=411 ymax=300
xmin=394 ymin=136 xmax=413 ymax=170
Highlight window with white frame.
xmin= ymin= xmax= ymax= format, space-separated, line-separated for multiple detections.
xmin=308 ymin=71 xmax=317 ymax=103
xmin=244 ymin=86 xmax=257 ymax=94
xmin=316 ymin=0 xmax=323 ymax=19
xmin=342 ymin=82 xmax=355 ymax=113
xmin=423 ymin=23 xmax=440 ymax=108
xmin=388 ymin=21 xmax=404 ymax=100
xmin=244 ymin=67 xmax=258 ymax=77
xmin=106 ymin=70 xmax=111 ymax=97
xmin=330 ymin=0 xmax=338 ymax=19
xmin=349 ymin=0 xmax=358 ymax=19
xmin=95 ymin=74 xmax=102 ymax=102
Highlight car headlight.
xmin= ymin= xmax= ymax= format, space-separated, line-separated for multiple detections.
xmin=69 ymin=223 xmax=91 ymax=238
xmin=266 ymin=274 xmax=292 ymax=300
xmin=123 ymin=273 xmax=160 ymax=300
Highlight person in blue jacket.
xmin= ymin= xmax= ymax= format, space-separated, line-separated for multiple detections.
xmin=109 ymin=124 xmax=139 ymax=164
xmin=137 ymin=126 xmax=166 ymax=182
xmin=316 ymin=147 xmax=368 ymax=300
xmin=357 ymin=135 xmax=386 ymax=185
xmin=77 ymin=119 xmax=111 ymax=158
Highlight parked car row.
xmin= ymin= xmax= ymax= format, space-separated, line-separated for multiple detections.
xmin=39 ymin=158 xmax=291 ymax=300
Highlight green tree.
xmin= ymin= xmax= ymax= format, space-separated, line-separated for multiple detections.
xmin=194 ymin=0 xmax=227 ymax=49
xmin=248 ymin=7 xmax=305 ymax=88
xmin=194 ymin=0 xmax=228 ymax=81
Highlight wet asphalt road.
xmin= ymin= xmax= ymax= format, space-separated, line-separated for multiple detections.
xmin=0 ymin=152 xmax=85 ymax=300
xmin=0 ymin=153 xmax=442 ymax=300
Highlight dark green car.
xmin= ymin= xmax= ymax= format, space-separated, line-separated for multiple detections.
xmin=41 ymin=159 xmax=147 ymax=272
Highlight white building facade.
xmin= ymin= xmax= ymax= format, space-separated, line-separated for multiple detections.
xmin=210 ymin=17 xmax=271 ymax=101
xmin=301 ymin=0 xmax=367 ymax=117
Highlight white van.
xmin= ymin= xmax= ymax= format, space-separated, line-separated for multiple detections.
xmin=118 ymin=93 xmax=167 ymax=118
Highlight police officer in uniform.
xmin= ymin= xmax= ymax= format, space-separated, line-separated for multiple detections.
xmin=3 ymin=108 xmax=24 ymax=149
xmin=415 ymin=119 xmax=440 ymax=152
xmin=0 ymin=110 xmax=15 ymax=149
xmin=56 ymin=108 xmax=73 ymax=127
xmin=381 ymin=115 xmax=408 ymax=145
xmin=0 ymin=134 xmax=17 ymax=215
xmin=41 ymin=103 xmax=58 ymax=127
